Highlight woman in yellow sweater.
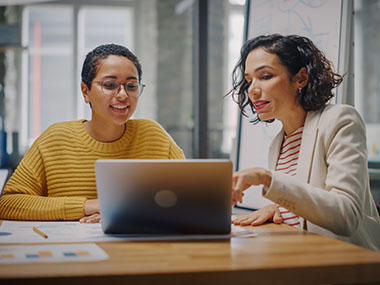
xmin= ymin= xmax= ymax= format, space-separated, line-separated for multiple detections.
xmin=0 ymin=44 xmax=184 ymax=223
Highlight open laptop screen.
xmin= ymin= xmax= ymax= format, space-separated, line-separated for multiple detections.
xmin=95 ymin=159 xmax=232 ymax=235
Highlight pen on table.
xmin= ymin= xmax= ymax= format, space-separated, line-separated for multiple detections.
xmin=33 ymin=227 xmax=48 ymax=239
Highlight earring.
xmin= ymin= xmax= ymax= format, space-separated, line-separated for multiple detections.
xmin=298 ymin=87 xmax=302 ymax=94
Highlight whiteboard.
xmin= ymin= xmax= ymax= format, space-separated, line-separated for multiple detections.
xmin=236 ymin=0 xmax=347 ymax=209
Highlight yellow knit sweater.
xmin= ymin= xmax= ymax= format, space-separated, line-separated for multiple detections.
xmin=0 ymin=119 xmax=184 ymax=221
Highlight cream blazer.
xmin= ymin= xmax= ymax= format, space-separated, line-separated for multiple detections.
xmin=264 ymin=104 xmax=380 ymax=251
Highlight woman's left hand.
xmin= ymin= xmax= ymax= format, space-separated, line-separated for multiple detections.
xmin=233 ymin=167 xmax=272 ymax=191
xmin=79 ymin=213 xmax=101 ymax=223
xmin=232 ymin=204 xmax=282 ymax=226
xmin=232 ymin=167 xmax=272 ymax=205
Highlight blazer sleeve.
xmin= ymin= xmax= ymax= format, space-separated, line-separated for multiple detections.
xmin=264 ymin=105 xmax=368 ymax=236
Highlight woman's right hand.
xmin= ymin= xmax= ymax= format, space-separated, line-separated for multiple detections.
xmin=80 ymin=213 xmax=101 ymax=223
xmin=231 ymin=204 xmax=282 ymax=226
xmin=80 ymin=199 xmax=100 ymax=223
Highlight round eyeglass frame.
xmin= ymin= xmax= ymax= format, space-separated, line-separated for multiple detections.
xmin=94 ymin=79 xmax=146 ymax=98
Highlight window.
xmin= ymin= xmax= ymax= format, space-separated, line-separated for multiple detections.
xmin=354 ymin=0 xmax=380 ymax=206
xmin=25 ymin=6 xmax=74 ymax=144
xmin=354 ymin=0 xmax=380 ymax=161
xmin=23 ymin=3 xmax=135 ymax=147
xmin=208 ymin=0 xmax=245 ymax=158
xmin=78 ymin=6 xmax=134 ymax=120
xmin=3 ymin=0 xmax=245 ymax=163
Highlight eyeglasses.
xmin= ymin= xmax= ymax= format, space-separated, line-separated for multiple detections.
xmin=94 ymin=79 xmax=145 ymax=98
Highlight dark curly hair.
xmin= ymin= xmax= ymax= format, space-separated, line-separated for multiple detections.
xmin=228 ymin=34 xmax=343 ymax=123
xmin=81 ymin=43 xmax=142 ymax=89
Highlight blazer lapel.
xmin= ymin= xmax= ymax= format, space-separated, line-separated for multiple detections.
xmin=296 ymin=110 xmax=321 ymax=183
xmin=267 ymin=111 xmax=321 ymax=231
xmin=297 ymin=109 xmax=323 ymax=230
xmin=268 ymin=128 xmax=284 ymax=170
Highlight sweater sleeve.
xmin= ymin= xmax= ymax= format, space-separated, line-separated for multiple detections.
xmin=143 ymin=119 xmax=185 ymax=159
xmin=0 ymin=135 xmax=86 ymax=221
xmin=169 ymin=140 xmax=185 ymax=159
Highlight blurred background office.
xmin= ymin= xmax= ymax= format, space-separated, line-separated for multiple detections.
xmin=0 ymin=0 xmax=245 ymax=166
xmin=0 ymin=0 xmax=379 ymax=208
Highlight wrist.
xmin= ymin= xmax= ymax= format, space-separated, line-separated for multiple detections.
xmin=84 ymin=199 xmax=99 ymax=216
xmin=84 ymin=199 xmax=91 ymax=215
xmin=261 ymin=169 xmax=272 ymax=188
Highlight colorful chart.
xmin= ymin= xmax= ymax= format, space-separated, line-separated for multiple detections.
xmin=0 ymin=244 xmax=108 ymax=264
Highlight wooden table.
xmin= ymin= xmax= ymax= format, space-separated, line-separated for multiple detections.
xmin=1 ymin=223 xmax=380 ymax=285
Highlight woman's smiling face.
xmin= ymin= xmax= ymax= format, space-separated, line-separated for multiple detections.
xmin=82 ymin=55 xmax=139 ymax=127
xmin=244 ymin=47 xmax=301 ymax=124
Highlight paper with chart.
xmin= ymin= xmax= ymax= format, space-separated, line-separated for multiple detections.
xmin=0 ymin=221 xmax=257 ymax=243
xmin=0 ymin=243 xmax=108 ymax=264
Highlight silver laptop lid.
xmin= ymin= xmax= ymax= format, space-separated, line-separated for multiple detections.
xmin=95 ymin=159 xmax=232 ymax=234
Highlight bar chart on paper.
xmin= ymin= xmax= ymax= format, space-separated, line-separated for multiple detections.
xmin=0 ymin=243 xmax=108 ymax=264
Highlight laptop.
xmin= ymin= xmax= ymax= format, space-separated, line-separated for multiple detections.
xmin=95 ymin=159 xmax=232 ymax=235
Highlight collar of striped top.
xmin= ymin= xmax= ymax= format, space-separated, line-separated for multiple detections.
xmin=276 ymin=125 xmax=304 ymax=175
xmin=284 ymin=125 xmax=304 ymax=140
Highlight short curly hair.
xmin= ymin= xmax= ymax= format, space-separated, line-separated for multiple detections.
xmin=81 ymin=43 xmax=142 ymax=89
xmin=228 ymin=34 xmax=343 ymax=123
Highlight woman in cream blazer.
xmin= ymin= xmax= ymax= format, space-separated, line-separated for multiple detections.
xmin=265 ymin=103 xmax=380 ymax=250
xmin=229 ymin=34 xmax=380 ymax=251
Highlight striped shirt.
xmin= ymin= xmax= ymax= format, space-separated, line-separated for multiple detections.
xmin=275 ymin=126 xmax=304 ymax=228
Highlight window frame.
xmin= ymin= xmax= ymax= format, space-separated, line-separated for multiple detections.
xmin=20 ymin=0 xmax=135 ymax=151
